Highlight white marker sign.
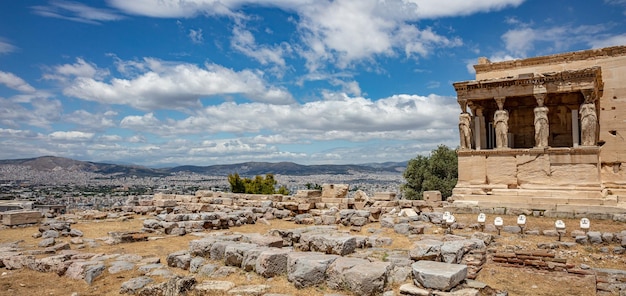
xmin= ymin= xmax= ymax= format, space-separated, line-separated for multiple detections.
xmin=494 ymin=217 xmax=504 ymax=227
xmin=477 ymin=213 xmax=486 ymax=223
xmin=555 ymin=220 xmax=566 ymax=229
xmin=446 ymin=214 xmax=456 ymax=224
xmin=442 ymin=211 xmax=451 ymax=221
xmin=517 ymin=215 xmax=527 ymax=225
xmin=580 ymin=218 xmax=590 ymax=230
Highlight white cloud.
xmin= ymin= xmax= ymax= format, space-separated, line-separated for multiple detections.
xmin=0 ymin=128 xmax=41 ymax=138
xmin=0 ymin=71 xmax=36 ymax=93
xmin=0 ymin=38 xmax=17 ymax=55
xmin=58 ymin=58 xmax=294 ymax=110
xmin=44 ymin=58 xmax=109 ymax=82
xmin=99 ymin=134 xmax=122 ymax=141
xmin=230 ymin=25 xmax=291 ymax=69
xmin=501 ymin=23 xmax=609 ymax=57
xmin=590 ymin=33 xmax=626 ymax=49
xmin=63 ymin=110 xmax=117 ymax=130
xmin=409 ymin=0 xmax=525 ymax=18
xmin=108 ymin=0 xmax=237 ymax=18
xmin=49 ymin=130 xmax=95 ymax=141
xmin=32 ymin=0 xmax=124 ymax=24
xmin=0 ymin=98 xmax=62 ymax=129
xmin=605 ymin=0 xmax=626 ymax=14
xmin=188 ymin=28 xmax=204 ymax=44
xmin=107 ymin=0 xmax=499 ymax=71
xmin=117 ymin=92 xmax=458 ymax=142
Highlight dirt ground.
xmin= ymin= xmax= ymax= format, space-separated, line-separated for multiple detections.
xmin=0 ymin=212 xmax=625 ymax=296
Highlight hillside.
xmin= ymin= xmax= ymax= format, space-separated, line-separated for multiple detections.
xmin=0 ymin=156 xmax=406 ymax=177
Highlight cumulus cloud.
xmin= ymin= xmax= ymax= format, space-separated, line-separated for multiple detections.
xmin=49 ymin=130 xmax=95 ymax=141
xmin=54 ymin=58 xmax=294 ymax=110
xmin=117 ymin=92 xmax=458 ymax=142
xmin=32 ymin=0 xmax=124 ymax=24
xmin=0 ymin=97 xmax=62 ymax=129
xmin=44 ymin=58 xmax=109 ymax=82
xmin=0 ymin=71 xmax=36 ymax=93
xmin=105 ymin=0 xmax=518 ymax=71
xmin=63 ymin=110 xmax=117 ymax=131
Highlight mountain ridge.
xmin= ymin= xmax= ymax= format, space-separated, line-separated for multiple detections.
xmin=0 ymin=156 xmax=407 ymax=177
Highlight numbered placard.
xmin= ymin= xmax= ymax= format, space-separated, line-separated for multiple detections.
xmin=442 ymin=211 xmax=451 ymax=221
xmin=517 ymin=215 xmax=527 ymax=225
xmin=555 ymin=220 xmax=566 ymax=229
xmin=580 ymin=218 xmax=590 ymax=230
xmin=477 ymin=213 xmax=486 ymax=223
xmin=446 ymin=214 xmax=456 ymax=224
xmin=494 ymin=217 xmax=504 ymax=227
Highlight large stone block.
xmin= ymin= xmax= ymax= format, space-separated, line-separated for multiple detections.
xmin=299 ymin=233 xmax=356 ymax=256
xmin=224 ymin=243 xmax=257 ymax=267
xmin=409 ymin=239 xmax=443 ymax=261
xmin=486 ymin=155 xmax=517 ymax=186
xmin=287 ymin=252 xmax=338 ymax=288
xmin=326 ymin=257 xmax=370 ymax=290
xmin=255 ymin=248 xmax=291 ymax=278
xmin=411 ymin=260 xmax=467 ymax=291
xmin=321 ymin=184 xmax=349 ymax=199
xmin=2 ymin=210 xmax=41 ymax=226
xmin=423 ymin=191 xmax=442 ymax=201
xmin=342 ymin=261 xmax=391 ymax=296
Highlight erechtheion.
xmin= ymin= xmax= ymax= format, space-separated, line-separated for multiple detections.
xmin=451 ymin=46 xmax=626 ymax=216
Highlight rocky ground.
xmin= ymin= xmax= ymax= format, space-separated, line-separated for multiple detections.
xmin=1 ymin=211 xmax=625 ymax=296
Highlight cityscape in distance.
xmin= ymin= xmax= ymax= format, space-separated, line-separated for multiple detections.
xmin=0 ymin=156 xmax=407 ymax=210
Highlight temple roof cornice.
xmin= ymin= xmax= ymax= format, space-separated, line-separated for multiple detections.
xmin=455 ymin=67 xmax=602 ymax=102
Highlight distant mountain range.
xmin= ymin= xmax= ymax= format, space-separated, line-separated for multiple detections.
xmin=0 ymin=156 xmax=407 ymax=177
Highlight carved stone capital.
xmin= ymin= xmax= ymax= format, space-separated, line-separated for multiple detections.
xmin=458 ymin=98 xmax=468 ymax=113
xmin=534 ymin=93 xmax=547 ymax=107
xmin=581 ymin=89 xmax=595 ymax=104
xmin=494 ymin=96 xmax=506 ymax=110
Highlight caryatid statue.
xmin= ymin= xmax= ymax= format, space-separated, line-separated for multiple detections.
xmin=534 ymin=94 xmax=549 ymax=148
xmin=580 ymin=103 xmax=598 ymax=146
xmin=580 ymin=89 xmax=598 ymax=146
xmin=494 ymin=97 xmax=509 ymax=149
xmin=459 ymin=112 xmax=472 ymax=150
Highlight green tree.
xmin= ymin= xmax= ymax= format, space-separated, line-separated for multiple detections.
xmin=304 ymin=183 xmax=322 ymax=190
xmin=401 ymin=145 xmax=458 ymax=200
xmin=229 ymin=173 xmax=289 ymax=195
xmin=228 ymin=173 xmax=246 ymax=193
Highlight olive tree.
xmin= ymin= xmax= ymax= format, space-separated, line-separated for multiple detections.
xmin=401 ymin=145 xmax=458 ymax=200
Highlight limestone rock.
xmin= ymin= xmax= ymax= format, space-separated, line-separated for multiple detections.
xmin=120 ymin=276 xmax=153 ymax=294
xmin=412 ymin=261 xmax=467 ymax=291
xmin=342 ymin=261 xmax=391 ymax=296
xmin=255 ymin=248 xmax=291 ymax=278
xmin=287 ymin=252 xmax=338 ymax=288
xmin=194 ymin=280 xmax=235 ymax=293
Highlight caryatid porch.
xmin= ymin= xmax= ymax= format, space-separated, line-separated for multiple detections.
xmin=450 ymin=67 xmax=618 ymax=213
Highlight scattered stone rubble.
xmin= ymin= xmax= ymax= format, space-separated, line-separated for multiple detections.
xmin=2 ymin=186 xmax=626 ymax=296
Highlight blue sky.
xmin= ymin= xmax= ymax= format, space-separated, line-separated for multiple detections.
xmin=0 ymin=0 xmax=625 ymax=167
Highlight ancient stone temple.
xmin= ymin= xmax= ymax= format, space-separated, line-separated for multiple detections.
xmin=451 ymin=46 xmax=626 ymax=215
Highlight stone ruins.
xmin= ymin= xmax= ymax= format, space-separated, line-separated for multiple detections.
xmin=450 ymin=46 xmax=626 ymax=216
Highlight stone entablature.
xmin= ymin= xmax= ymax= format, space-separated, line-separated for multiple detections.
xmin=473 ymin=46 xmax=626 ymax=74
